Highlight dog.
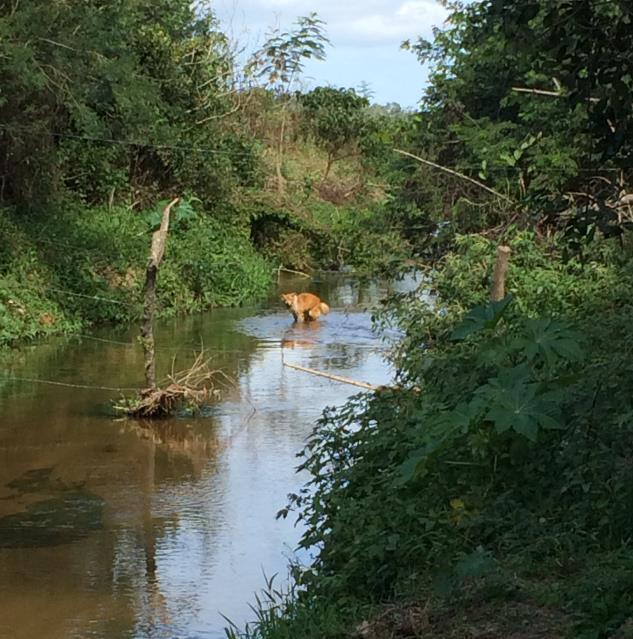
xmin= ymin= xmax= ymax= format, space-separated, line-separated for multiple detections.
xmin=280 ymin=292 xmax=330 ymax=323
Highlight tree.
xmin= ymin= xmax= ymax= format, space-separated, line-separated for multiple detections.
xmin=395 ymin=0 xmax=633 ymax=248
xmin=248 ymin=13 xmax=329 ymax=193
xmin=496 ymin=0 xmax=633 ymax=242
xmin=0 ymin=0 xmax=255 ymax=209
xmin=299 ymin=87 xmax=370 ymax=179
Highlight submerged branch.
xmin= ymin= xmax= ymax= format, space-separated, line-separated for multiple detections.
xmin=283 ymin=361 xmax=379 ymax=391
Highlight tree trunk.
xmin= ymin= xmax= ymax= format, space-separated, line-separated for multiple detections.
xmin=276 ymin=106 xmax=288 ymax=194
xmin=140 ymin=197 xmax=179 ymax=390
xmin=140 ymin=266 xmax=158 ymax=389
xmin=323 ymin=152 xmax=335 ymax=180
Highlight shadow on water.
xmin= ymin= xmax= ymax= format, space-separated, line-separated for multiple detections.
xmin=0 ymin=490 xmax=104 ymax=549
xmin=1 ymin=468 xmax=104 ymax=551
xmin=0 ymin=272 xmax=419 ymax=639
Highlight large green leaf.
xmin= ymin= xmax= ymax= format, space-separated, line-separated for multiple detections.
xmin=481 ymin=369 xmax=563 ymax=442
xmin=512 ymin=318 xmax=584 ymax=366
xmin=450 ymin=295 xmax=513 ymax=341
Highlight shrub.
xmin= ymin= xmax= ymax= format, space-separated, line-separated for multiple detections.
xmin=270 ymin=233 xmax=633 ymax=637
xmin=0 ymin=203 xmax=272 ymax=344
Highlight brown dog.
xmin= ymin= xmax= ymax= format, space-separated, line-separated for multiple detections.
xmin=281 ymin=292 xmax=330 ymax=323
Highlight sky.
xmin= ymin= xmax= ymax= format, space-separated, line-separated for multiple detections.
xmin=213 ymin=0 xmax=451 ymax=108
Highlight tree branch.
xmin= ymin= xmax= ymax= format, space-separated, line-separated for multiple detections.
xmin=393 ymin=149 xmax=515 ymax=204
xmin=512 ymin=86 xmax=599 ymax=103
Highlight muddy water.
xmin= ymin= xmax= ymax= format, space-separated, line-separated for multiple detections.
xmin=0 ymin=273 xmax=408 ymax=639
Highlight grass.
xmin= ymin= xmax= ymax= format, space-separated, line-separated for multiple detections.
xmin=228 ymin=551 xmax=633 ymax=639
xmin=0 ymin=202 xmax=273 ymax=346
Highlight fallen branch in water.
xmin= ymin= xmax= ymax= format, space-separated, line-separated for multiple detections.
xmin=283 ymin=361 xmax=379 ymax=391
xmin=118 ymin=351 xmax=233 ymax=418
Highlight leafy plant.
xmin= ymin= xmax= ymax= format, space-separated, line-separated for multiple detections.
xmin=248 ymin=230 xmax=633 ymax=639
xmin=450 ymin=295 xmax=513 ymax=340
xmin=248 ymin=13 xmax=330 ymax=193
xmin=299 ymin=87 xmax=371 ymax=179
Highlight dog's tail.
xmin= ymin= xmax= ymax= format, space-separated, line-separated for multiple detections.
xmin=318 ymin=302 xmax=330 ymax=315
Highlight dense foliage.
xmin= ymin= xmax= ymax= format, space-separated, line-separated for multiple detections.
xmin=230 ymin=2 xmax=633 ymax=638
xmin=239 ymin=238 xmax=633 ymax=639
xmin=393 ymin=0 xmax=633 ymax=252
xmin=0 ymin=0 xmax=258 ymax=209
xmin=3 ymin=0 xmax=633 ymax=634
xmin=298 ymin=234 xmax=632 ymax=576
xmin=299 ymin=87 xmax=371 ymax=178
xmin=0 ymin=202 xmax=271 ymax=346
xmin=0 ymin=2 xmax=411 ymax=345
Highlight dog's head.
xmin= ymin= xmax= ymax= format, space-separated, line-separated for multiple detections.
xmin=280 ymin=292 xmax=296 ymax=308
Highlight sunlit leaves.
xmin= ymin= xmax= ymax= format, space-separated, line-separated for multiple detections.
xmin=248 ymin=13 xmax=329 ymax=93
xmin=145 ymin=197 xmax=199 ymax=233
xmin=299 ymin=87 xmax=370 ymax=174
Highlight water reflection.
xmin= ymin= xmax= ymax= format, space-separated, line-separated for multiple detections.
xmin=0 ymin=273 xmax=414 ymax=638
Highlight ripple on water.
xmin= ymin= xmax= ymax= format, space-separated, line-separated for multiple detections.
xmin=237 ymin=309 xmax=387 ymax=349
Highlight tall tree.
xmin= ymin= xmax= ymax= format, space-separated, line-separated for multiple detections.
xmin=0 ymin=0 xmax=254 ymax=209
xmin=299 ymin=87 xmax=370 ymax=179
xmin=396 ymin=0 xmax=632 ymax=247
xmin=248 ymin=13 xmax=329 ymax=193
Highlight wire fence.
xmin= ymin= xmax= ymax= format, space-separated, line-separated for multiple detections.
xmin=1 ymin=122 xmax=629 ymax=173
xmin=0 ymin=123 xmax=259 ymax=158
xmin=0 ymin=375 xmax=140 ymax=392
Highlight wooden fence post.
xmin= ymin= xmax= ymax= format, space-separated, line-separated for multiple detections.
xmin=140 ymin=198 xmax=179 ymax=390
xmin=490 ymin=245 xmax=511 ymax=301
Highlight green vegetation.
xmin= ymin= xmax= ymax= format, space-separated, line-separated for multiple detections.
xmin=0 ymin=202 xmax=271 ymax=346
xmin=230 ymin=234 xmax=633 ymax=639
xmin=3 ymin=0 xmax=633 ymax=635
xmin=299 ymin=87 xmax=372 ymax=179
xmin=224 ymin=1 xmax=633 ymax=638
xmin=0 ymin=2 xmax=411 ymax=345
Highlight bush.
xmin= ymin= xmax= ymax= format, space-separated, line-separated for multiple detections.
xmin=261 ymin=232 xmax=633 ymax=638
xmin=0 ymin=203 xmax=272 ymax=345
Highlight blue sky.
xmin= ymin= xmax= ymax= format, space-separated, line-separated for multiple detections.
xmin=213 ymin=0 xmax=450 ymax=108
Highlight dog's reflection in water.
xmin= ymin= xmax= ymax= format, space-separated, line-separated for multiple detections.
xmin=281 ymin=317 xmax=321 ymax=349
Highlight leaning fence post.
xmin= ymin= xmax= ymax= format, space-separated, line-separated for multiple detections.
xmin=140 ymin=198 xmax=179 ymax=390
xmin=490 ymin=245 xmax=511 ymax=301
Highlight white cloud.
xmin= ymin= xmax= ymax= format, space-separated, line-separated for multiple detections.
xmin=216 ymin=0 xmax=448 ymax=47
xmin=347 ymin=1 xmax=448 ymax=45
xmin=214 ymin=0 xmax=450 ymax=105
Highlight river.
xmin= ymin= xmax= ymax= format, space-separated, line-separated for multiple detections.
xmin=0 ymin=272 xmax=407 ymax=639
